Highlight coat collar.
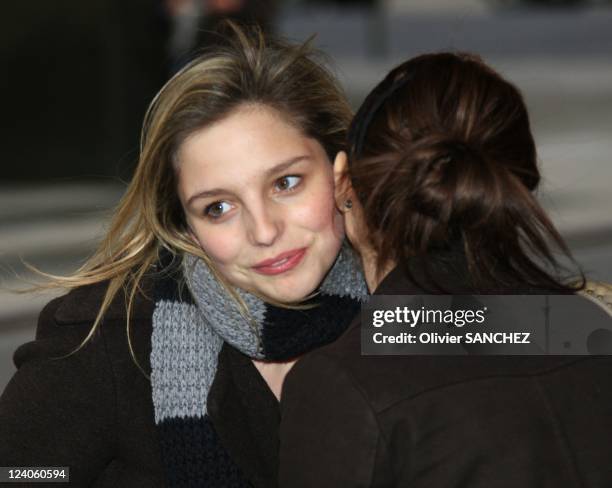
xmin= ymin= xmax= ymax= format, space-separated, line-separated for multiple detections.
xmin=207 ymin=345 xmax=280 ymax=488
xmin=372 ymin=245 xmax=560 ymax=297
xmin=53 ymin=277 xmax=155 ymax=325
xmin=373 ymin=246 xmax=473 ymax=296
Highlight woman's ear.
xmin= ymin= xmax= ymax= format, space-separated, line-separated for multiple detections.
xmin=333 ymin=151 xmax=353 ymax=210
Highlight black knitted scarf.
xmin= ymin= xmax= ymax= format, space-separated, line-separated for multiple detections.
xmin=151 ymin=242 xmax=368 ymax=487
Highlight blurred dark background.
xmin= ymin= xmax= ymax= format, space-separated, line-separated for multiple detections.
xmin=1 ymin=0 xmax=611 ymax=390
xmin=2 ymin=0 xmax=169 ymax=180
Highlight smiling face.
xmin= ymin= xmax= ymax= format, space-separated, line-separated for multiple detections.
xmin=176 ymin=104 xmax=345 ymax=303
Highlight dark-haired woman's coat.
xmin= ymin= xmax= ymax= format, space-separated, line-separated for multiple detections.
xmin=0 ymin=280 xmax=280 ymax=487
xmin=279 ymin=259 xmax=612 ymax=487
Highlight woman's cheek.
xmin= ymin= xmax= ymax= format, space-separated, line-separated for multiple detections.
xmin=192 ymin=225 xmax=241 ymax=265
xmin=294 ymin=184 xmax=339 ymax=232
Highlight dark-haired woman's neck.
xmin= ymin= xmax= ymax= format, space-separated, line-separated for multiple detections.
xmin=360 ymin=248 xmax=396 ymax=293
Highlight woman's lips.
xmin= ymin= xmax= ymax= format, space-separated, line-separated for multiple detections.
xmin=252 ymin=248 xmax=307 ymax=276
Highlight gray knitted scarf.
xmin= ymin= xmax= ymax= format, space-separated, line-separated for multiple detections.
xmin=150 ymin=242 xmax=368 ymax=487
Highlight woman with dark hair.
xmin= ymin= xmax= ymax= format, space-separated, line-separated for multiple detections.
xmin=279 ymin=52 xmax=612 ymax=487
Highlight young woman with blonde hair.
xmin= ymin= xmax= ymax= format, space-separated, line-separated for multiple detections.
xmin=0 ymin=25 xmax=367 ymax=487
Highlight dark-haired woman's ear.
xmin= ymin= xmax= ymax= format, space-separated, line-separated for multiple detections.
xmin=333 ymin=151 xmax=354 ymax=212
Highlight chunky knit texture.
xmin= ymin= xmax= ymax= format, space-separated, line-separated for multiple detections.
xmin=151 ymin=242 xmax=368 ymax=486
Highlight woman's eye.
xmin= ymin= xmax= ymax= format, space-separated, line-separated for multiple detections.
xmin=275 ymin=175 xmax=301 ymax=192
xmin=204 ymin=201 xmax=232 ymax=219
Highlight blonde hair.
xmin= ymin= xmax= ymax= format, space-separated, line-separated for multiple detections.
xmin=26 ymin=23 xmax=352 ymax=377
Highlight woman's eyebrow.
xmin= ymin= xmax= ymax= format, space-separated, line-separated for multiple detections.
xmin=186 ymin=155 xmax=310 ymax=206
xmin=264 ymin=155 xmax=310 ymax=178
xmin=187 ymin=188 xmax=227 ymax=206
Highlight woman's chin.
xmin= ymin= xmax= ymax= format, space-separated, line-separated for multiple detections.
xmin=257 ymin=276 xmax=319 ymax=304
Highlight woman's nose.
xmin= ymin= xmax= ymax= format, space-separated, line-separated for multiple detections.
xmin=246 ymin=205 xmax=282 ymax=247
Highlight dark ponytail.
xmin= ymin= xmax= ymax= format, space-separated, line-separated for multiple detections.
xmin=348 ymin=52 xmax=583 ymax=292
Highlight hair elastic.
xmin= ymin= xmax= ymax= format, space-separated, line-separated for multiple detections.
xmin=348 ymin=64 xmax=415 ymax=159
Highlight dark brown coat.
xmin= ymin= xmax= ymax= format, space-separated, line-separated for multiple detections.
xmin=0 ymin=281 xmax=279 ymax=487
xmin=279 ymin=264 xmax=612 ymax=487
